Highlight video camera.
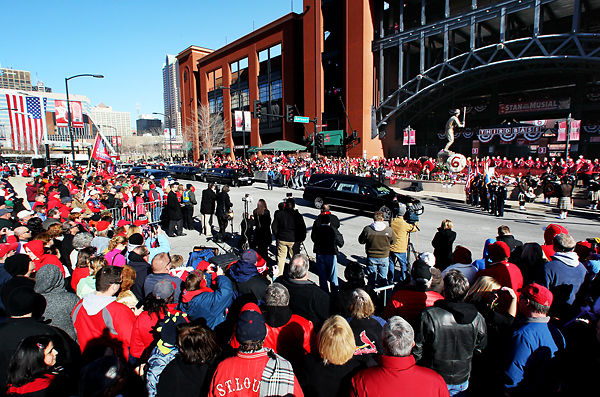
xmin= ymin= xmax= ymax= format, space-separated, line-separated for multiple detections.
xmin=242 ymin=193 xmax=253 ymax=203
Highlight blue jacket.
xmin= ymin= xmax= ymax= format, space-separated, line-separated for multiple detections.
xmin=504 ymin=317 xmax=565 ymax=393
xmin=178 ymin=276 xmax=233 ymax=329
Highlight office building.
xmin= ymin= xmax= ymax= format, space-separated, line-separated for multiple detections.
xmin=91 ymin=103 xmax=132 ymax=139
xmin=136 ymin=115 xmax=162 ymax=135
xmin=178 ymin=0 xmax=600 ymax=160
xmin=163 ymin=55 xmax=182 ymax=137
xmin=0 ymin=68 xmax=32 ymax=91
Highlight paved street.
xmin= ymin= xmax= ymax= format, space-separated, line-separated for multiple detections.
xmin=167 ymin=179 xmax=600 ymax=281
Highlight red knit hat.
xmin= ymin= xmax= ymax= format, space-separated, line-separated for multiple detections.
xmin=488 ymin=241 xmax=510 ymax=262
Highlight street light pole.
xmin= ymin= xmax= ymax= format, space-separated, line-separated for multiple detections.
xmin=65 ymin=73 xmax=103 ymax=169
xmin=152 ymin=112 xmax=172 ymax=160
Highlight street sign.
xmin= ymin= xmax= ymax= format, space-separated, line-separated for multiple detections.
xmin=293 ymin=116 xmax=310 ymax=124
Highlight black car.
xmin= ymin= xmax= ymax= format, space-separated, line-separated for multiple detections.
xmin=303 ymin=173 xmax=423 ymax=220
xmin=167 ymin=165 xmax=202 ymax=180
xmin=197 ymin=168 xmax=254 ymax=186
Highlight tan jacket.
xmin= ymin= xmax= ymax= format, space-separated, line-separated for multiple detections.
xmin=390 ymin=217 xmax=418 ymax=253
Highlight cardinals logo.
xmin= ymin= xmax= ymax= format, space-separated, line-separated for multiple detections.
xmin=354 ymin=330 xmax=377 ymax=355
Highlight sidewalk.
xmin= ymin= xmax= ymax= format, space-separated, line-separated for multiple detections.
xmin=403 ymin=187 xmax=600 ymax=220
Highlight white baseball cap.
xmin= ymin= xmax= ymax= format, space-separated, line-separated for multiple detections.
xmin=17 ymin=210 xmax=34 ymax=219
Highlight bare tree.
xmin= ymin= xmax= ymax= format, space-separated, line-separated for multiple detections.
xmin=184 ymin=103 xmax=227 ymax=160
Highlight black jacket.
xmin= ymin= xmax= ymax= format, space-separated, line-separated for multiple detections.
xmin=128 ymin=251 xmax=151 ymax=301
xmin=275 ymin=276 xmax=330 ymax=328
xmin=156 ymin=356 xmax=217 ymax=397
xmin=215 ymin=191 xmax=232 ymax=218
xmin=166 ymin=191 xmax=182 ymax=220
xmin=231 ymin=274 xmax=270 ymax=302
xmin=414 ymin=300 xmax=487 ymax=385
xmin=496 ymin=235 xmax=523 ymax=252
xmin=311 ymin=224 xmax=344 ymax=255
xmin=271 ymin=208 xmax=306 ymax=243
xmin=431 ymin=228 xmax=457 ymax=269
xmin=200 ymin=188 xmax=217 ymax=214
xmin=313 ymin=213 xmax=341 ymax=230
xmin=297 ymin=354 xmax=368 ymax=397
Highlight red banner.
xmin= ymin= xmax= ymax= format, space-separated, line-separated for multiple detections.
xmin=91 ymin=134 xmax=113 ymax=165
xmin=557 ymin=119 xmax=581 ymax=142
xmin=403 ymin=128 xmax=415 ymax=145
xmin=55 ymin=100 xmax=84 ymax=128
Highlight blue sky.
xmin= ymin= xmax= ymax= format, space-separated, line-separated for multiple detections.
xmin=1 ymin=0 xmax=302 ymax=128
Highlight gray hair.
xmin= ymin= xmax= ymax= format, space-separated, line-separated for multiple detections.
xmin=72 ymin=232 xmax=93 ymax=250
xmin=265 ymin=283 xmax=290 ymax=307
xmin=288 ymin=254 xmax=309 ymax=279
xmin=382 ymin=316 xmax=415 ymax=357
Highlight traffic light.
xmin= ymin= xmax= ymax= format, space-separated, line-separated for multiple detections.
xmin=253 ymin=100 xmax=262 ymax=119
xmin=285 ymin=105 xmax=294 ymax=123
xmin=316 ymin=133 xmax=325 ymax=149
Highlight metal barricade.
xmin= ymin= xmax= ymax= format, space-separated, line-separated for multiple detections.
xmin=105 ymin=200 xmax=165 ymax=226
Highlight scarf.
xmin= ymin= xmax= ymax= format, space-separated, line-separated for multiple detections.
xmin=260 ymin=349 xmax=295 ymax=397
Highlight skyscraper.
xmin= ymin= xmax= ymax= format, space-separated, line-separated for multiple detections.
xmin=0 ymin=68 xmax=32 ymax=91
xmin=162 ymin=55 xmax=182 ymax=137
xmin=91 ymin=103 xmax=132 ymax=138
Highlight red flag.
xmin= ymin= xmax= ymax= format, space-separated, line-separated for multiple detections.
xmin=91 ymin=134 xmax=113 ymax=165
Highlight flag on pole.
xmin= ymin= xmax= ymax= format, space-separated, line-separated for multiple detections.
xmin=91 ymin=134 xmax=113 ymax=165
xmin=5 ymin=94 xmax=47 ymax=153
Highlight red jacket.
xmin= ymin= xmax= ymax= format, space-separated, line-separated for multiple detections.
xmin=71 ymin=267 xmax=90 ymax=291
xmin=475 ymin=261 xmax=523 ymax=293
xmin=384 ymin=290 xmax=444 ymax=325
xmin=129 ymin=303 xmax=178 ymax=360
xmin=72 ymin=294 xmax=136 ymax=360
xmin=350 ymin=355 xmax=449 ymax=397
xmin=208 ymin=349 xmax=303 ymax=397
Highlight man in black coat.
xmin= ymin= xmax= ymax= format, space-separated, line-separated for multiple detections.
xmin=312 ymin=204 xmax=341 ymax=230
xmin=215 ymin=185 xmax=232 ymax=243
xmin=496 ymin=225 xmax=523 ymax=252
xmin=271 ymin=198 xmax=306 ymax=277
xmin=275 ymin=254 xmax=330 ymax=329
xmin=311 ymin=214 xmax=344 ymax=293
xmin=127 ymin=245 xmax=151 ymax=301
xmin=200 ymin=183 xmax=217 ymax=236
xmin=166 ymin=182 xmax=185 ymax=237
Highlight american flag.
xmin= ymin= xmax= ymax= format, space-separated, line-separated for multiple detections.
xmin=5 ymin=94 xmax=47 ymax=153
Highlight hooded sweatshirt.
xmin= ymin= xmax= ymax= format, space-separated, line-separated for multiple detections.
xmin=472 ymin=238 xmax=496 ymax=271
xmin=71 ymin=292 xmax=136 ymax=359
xmin=358 ymin=222 xmax=396 ymax=258
xmin=34 ymin=264 xmax=79 ymax=341
xmin=542 ymin=251 xmax=586 ymax=306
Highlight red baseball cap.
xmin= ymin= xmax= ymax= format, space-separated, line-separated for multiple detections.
xmin=95 ymin=220 xmax=111 ymax=232
xmin=116 ymin=220 xmax=131 ymax=228
xmin=520 ymin=283 xmax=553 ymax=307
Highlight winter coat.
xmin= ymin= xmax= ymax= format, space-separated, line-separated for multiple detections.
xmin=358 ymin=222 xmax=396 ymax=258
xmin=298 ymin=354 xmax=366 ymax=397
xmin=200 ymin=188 xmax=217 ymax=214
xmin=311 ymin=223 xmax=344 ymax=255
xmin=128 ymin=251 xmax=151 ymax=301
xmin=215 ymin=191 xmax=232 ymax=219
xmin=348 ymin=316 xmax=385 ymax=360
xmin=272 ymin=208 xmax=306 ymax=243
xmin=34 ymin=265 xmax=79 ymax=341
xmin=496 ymin=235 xmax=523 ymax=252
xmin=178 ymin=276 xmax=233 ymax=330
xmin=276 ymin=276 xmax=330 ymax=328
xmin=105 ymin=248 xmax=126 ymax=267
xmin=130 ymin=303 xmax=179 ymax=361
xmin=414 ymin=300 xmax=487 ymax=385
xmin=156 ymin=356 xmax=217 ymax=397
xmin=350 ymin=355 xmax=449 ymax=397
xmin=166 ymin=191 xmax=182 ymax=221
xmin=504 ymin=317 xmax=565 ymax=394
xmin=384 ymin=288 xmax=444 ymax=325
xmin=71 ymin=293 xmax=136 ymax=360
xmin=472 ymin=238 xmax=496 ymax=271
xmin=262 ymin=306 xmax=313 ymax=364
xmin=390 ymin=217 xmax=418 ymax=253
xmin=228 ymin=259 xmax=269 ymax=302
xmin=431 ymin=228 xmax=457 ymax=269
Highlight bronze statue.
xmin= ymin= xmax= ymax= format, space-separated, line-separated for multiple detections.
xmin=444 ymin=108 xmax=465 ymax=151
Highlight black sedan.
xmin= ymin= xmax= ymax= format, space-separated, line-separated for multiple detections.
xmin=303 ymin=173 xmax=423 ymax=220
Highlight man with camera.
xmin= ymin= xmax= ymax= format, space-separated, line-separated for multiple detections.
xmin=390 ymin=203 xmax=418 ymax=284
xmin=271 ymin=198 xmax=306 ymax=277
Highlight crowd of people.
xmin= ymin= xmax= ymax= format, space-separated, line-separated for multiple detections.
xmin=0 ymin=159 xmax=599 ymax=397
